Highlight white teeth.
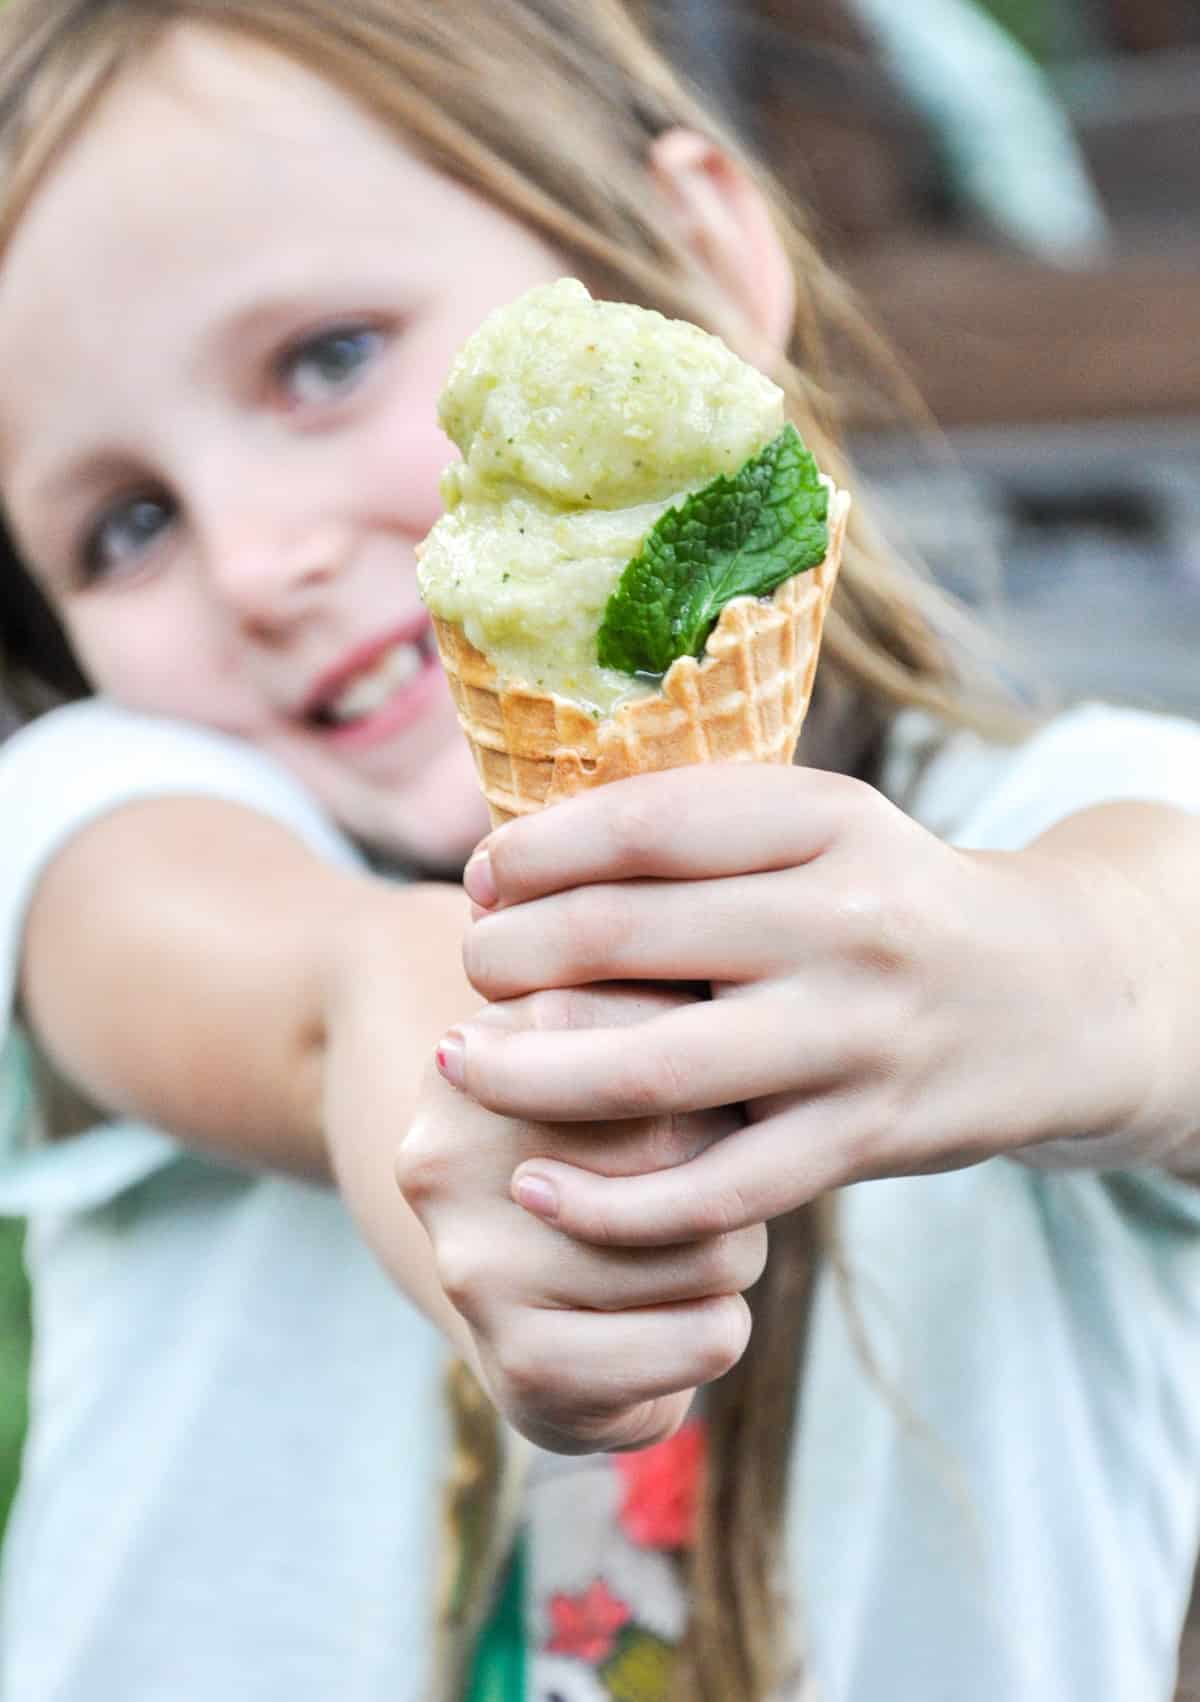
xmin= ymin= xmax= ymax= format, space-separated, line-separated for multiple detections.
xmin=326 ymin=641 xmax=423 ymax=723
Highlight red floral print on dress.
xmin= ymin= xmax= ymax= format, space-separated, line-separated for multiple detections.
xmin=614 ymin=1420 xmax=707 ymax=1551
xmin=545 ymin=1578 xmax=633 ymax=1664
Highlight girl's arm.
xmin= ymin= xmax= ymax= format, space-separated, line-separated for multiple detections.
xmin=20 ymin=794 xmax=478 ymax=1342
xmin=21 ymin=795 xmax=760 ymax=1443
xmin=20 ymin=795 xmax=469 ymax=1179
xmin=1025 ymin=799 xmax=1200 ymax=1174
xmin=438 ymin=767 xmax=1200 ymax=1247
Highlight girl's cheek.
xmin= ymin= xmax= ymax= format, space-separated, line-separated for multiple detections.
xmin=67 ymin=595 xmax=237 ymax=724
xmin=367 ymin=393 xmax=455 ymax=537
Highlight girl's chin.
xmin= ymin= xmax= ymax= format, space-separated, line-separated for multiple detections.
xmin=331 ymin=738 xmax=490 ymax=870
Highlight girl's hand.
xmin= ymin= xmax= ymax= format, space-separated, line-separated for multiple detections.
xmin=444 ymin=766 xmax=1153 ymax=1245
xmin=398 ymin=985 xmax=764 ymax=1454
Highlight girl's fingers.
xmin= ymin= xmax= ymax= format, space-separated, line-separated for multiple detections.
xmin=464 ymin=868 xmax=821 ymax=999
xmin=466 ymin=764 xmax=871 ymax=907
xmin=482 ymin=1293 xmax=752 ymax=1453
xmin=448 ymin=992 xmax=852 ymax=1120
xmin=510 ymin=1099 xmax=896 ymax=1245
xmin=557 ymin=1223 xmax=767 ymax=1310
xmin=440 ymin=1218 xmax=767 ymax=1319
xmin=465 ymin=981 xmax=698 ymax=1035
xmin=515 ymin=1389 xmax=697 ymax=1458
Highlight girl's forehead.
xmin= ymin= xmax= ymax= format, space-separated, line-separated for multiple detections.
xmin=0 ymin=21 xmax=468 ymax=502
xmin=14 ymin=23 xmax=488 ymax=336
xmin=104 ymin=20 xmax=384 ymax=155
xmin=10 ymin=22 xmax=416 ymax=232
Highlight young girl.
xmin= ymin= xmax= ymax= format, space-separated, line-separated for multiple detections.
xmin=0 ymin=3 xmax=1198 ymax=1701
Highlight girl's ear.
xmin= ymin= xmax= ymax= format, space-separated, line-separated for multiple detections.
xmin=649 ymin=128 xmax=795 ymax=355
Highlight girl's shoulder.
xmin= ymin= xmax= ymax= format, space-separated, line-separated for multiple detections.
xmin=0 ymin=700 xmax=364 ymax=1219
xmin=885 ymin=700 xmax=1200 ymax=851
xmin=1 ymin=697 xmax=361 ymax=873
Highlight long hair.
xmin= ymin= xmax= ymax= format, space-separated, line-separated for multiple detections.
xmin=0 ymin=4 xmax=1022 ymax=1696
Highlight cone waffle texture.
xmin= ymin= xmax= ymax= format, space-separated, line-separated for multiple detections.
xmin=433 ymin=491 xmax=849 ymax=826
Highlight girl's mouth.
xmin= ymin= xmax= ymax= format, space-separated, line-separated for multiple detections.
xmin=306 ymin=629 xmax=443 ymax=750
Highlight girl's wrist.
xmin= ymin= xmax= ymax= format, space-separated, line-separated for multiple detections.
xmin=299 ymin=877 xmax=387 ymax=1176
xmin=1002 ymin=840 xmax=1177 ymax=1171
xmin=317 ymin=877 xmax=491 ymax=1352
xmin=317 ymin=878 xmax=416 ymax=1168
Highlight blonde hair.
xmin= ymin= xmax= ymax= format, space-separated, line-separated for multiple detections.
xmin=0 ymin=3 xmax=1024 ymax=1695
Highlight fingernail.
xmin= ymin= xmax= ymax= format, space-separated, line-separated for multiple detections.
xmin=513 ymin=1171 xmax=559 ymax=1220
xmin=463 ymin=849 xmax=497 ymax=910
xmin=435 ymin=1030 xmax=466 ymax=1090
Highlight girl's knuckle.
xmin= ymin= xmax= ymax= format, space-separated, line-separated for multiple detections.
xmin=673 ymin=1192 xmax=718 ymax=1240
xmin=695 ymin=1234 xmax=741 ymax=1295
xmin=588 ymin=1273 xmax=631 ymax=1314
xmin=684 ymin=1180 xmax=749 ymax=1239
xmin=572 ymin=1199 xmax=625 ymax=1250
xmin=559 ymin=887 xmax=634 ymax=979
xmin=525 ymin=987 xmax=577 ymax=1031
xmin=597 ymin=1412 xmax=666 ymax=1453
xmin=461 ymin=922 xmax=505 ymax=996
xmin=611 ymin=1047 xmax=687 ymax=1118
xmin=551 ymin=1411 xmax=627 ymax=1453
xmin=729 ymin=1224 xmax=769 ymax=1292
xmin=604 ymin=789 xmax=661 ymax=869
xmin=833 ymin=873 xmax=918 ymax=981
xmin=434 ymin=1236 xmax=488 ymax=1318
xmin=839 ymin=1104 xmax=897 ymax=1182
xmin=696 ymin=1297 xmax=751 ymax=1382
xmin=822 ymin=768 xmax=881 ymax=831
xmin=638 ymin=1110 xmax=692 ymax=1168
xmin=493 ymin=1318 xmax=550 ymax=1404
xmin=394 ymin=1123 xmax=452 ymax=1206
xmin=488 ymin=822 xmax=534 ymax=898
xmin=834 ymin=874 xmax=885 ymax=948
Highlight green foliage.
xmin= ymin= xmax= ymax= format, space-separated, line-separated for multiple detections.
xmin=971 ymin=0 xmax=1054 ymax=64
xmin=597 ymin=424 xmax=829 ymax=678
xmin=0 ymin=1218 xmax=30 ymax=1537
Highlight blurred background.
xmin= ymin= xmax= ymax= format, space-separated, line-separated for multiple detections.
xmin=1 ymin=0 xmax=1198 ymax=1688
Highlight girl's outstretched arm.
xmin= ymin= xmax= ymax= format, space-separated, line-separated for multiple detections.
xmin=19 ymin=794 xmax=480 ymax=1341
xmin=21 ymin=795 xmax=469 ymax=1178
xmin=444 ymin=765 xmax=1200 ymax=1247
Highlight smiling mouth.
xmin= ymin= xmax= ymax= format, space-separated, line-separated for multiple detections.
xmin=308 ymin=631 xmax=438 ymax=729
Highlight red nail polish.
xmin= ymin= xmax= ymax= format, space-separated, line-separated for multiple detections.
xmin=436 ymin=1030 xmax=466 ymax=1090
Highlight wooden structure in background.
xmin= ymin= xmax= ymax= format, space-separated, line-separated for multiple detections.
xmin=844 ymin=236 xmax=1198 ymax=426
xmin=718 ymin=3 xmax=1200 ymax=426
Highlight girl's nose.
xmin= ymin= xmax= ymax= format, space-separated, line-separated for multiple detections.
xmin=204 ymin=514 xmax=351 ymax=638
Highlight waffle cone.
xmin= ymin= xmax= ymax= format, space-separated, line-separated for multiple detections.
xmin=433 ymin=490 xmax=849 ymax=826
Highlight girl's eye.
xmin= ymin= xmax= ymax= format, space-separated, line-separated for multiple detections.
xmin=81 ymin=492 xmax=176 ymax=583
xmin=278 ymin=324 xmax=386 ymax=407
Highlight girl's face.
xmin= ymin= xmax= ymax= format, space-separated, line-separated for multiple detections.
xmin=0 ymin=24 xmax=572 ymax=865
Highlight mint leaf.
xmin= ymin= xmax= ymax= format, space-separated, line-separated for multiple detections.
xmin=597 ymin=424 xmax=829 ymax=679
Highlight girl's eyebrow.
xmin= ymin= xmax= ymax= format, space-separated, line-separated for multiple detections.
xmin=198 ymin=276 xmax=407 ymax=359
xmin=198 ymin=293 xmax=314 ymax=356
xmin=11 ymin=447 xmax=137 ymax=533
xmin=179 ymin=275 xmax=408 ymax=399
xmin=189 ymin=294 xmax=331 ymax=381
